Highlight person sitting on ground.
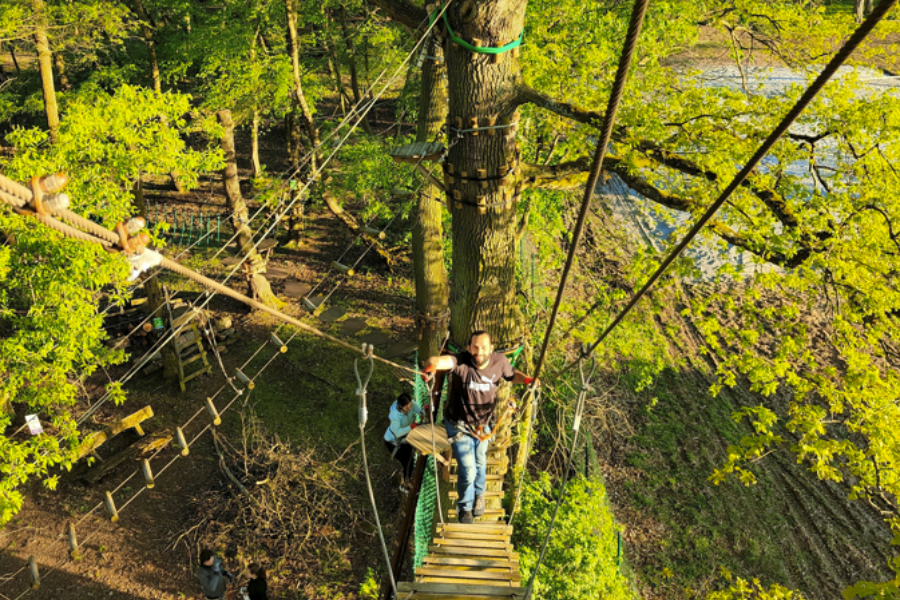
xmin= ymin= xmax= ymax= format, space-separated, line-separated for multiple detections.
xmin=423 ymin=330 xmax=535 ymax=524
xmin=383 ymin=392 xmax=424 ymax=485
xmin=195 ymin=548 xmax=234 ymax=600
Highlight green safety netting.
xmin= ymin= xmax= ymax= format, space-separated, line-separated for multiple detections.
xmin=412 ymin=366 xmax=437 ymax=570
xmin=413 ymin=455 xmax=438 ymax=569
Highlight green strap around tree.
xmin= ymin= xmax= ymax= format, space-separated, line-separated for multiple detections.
xmin=429 ymin=7 xmax=524 ymax=55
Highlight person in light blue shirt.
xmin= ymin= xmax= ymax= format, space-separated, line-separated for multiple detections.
xmin=383 ymin=392 xmax=423 ymax=483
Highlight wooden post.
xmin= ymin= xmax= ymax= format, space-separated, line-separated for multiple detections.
xmin=28 ymin=556 xmax=40 ymax=589
xmin=331 ymin=261 xmax=355 ymax=276
xmin=270 ymin=333 xmax=288 ymax=353
xmin=235 ymin=369 xmax=255 ymax=390
xmin=141 ymin=459 xmax=155 ymax=489
xmin=175 ymin=426 xmax=190 ymax=456
xmin=104 ymin=491 xmax=119 ymax=522
xmin=361 ymin=226 xmax=386 ymax=240
xmin=67 ymin=522 xmax=80 ymax=559
xmin=206 ymin=397 xmax=222 ymax=425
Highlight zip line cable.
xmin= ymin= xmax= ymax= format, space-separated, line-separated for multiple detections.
xmin=555 ymin=0 xmax=899 ymax=377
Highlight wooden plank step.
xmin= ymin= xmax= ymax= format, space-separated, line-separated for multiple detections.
xmin=437 ymin=530 xmax=511 ymax=542
xmin=418 ymin=576 xmax=519 ymax=586
xmin=390 ymin=141 xmax=445 ymax=163
xmin=397 ymin=582 xmax=526 ymax=599
xmin=422 ymin=557 xmax=518 ymax=569
xmin=429 ymin=546 xmax=517 ymax=559
xmin=451 ymin=458 xmax=506 ymax=467
xmin=432 ymin=538 xmax=511 ymax=550
xmin=438 ymin=523 xmax=512 ymax=535
xmin=450 ymin=472 xmax=504 ymax=482
xmin=415 ymin=568 xmax=519 ymax=581
xmin=448 ymin=490 xmax=503 ymax=499
xmin=448 ymin=509 xmax=506 ymax=521
xmin=407 ymin=424 xmax=452 ymax=458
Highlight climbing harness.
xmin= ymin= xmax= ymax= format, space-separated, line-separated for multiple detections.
xmin=355 ymin=345 xmax=399 ymax=600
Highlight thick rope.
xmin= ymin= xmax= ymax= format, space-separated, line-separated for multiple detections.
xmin=530 ymin=0 xmax=651 ymax=385
xmin=557 ymin=0 xmax=899 ymax=375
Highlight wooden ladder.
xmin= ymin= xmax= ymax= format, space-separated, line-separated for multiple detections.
xmin=397 ymin=441 xmax=527 ymax=600
xmin=175 ymin=323 xmax=212 ymax=392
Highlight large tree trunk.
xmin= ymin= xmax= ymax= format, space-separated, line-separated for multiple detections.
xmin=217 ymin=110 xmax=283 ymax=308
xmin=132 ymin=0 xmax=162 ymax=93
xmin=33 ymin=0 xmax=59 ymax=143
xmin=445 ymin=1 xmax=526 ymax=350
xmin=132 ymin=178 xmax=179 ymax=380
xmin=338 ymin=6 xmax=373 ymax=135
xmin=285 ymin=0 xmax=321 ymax=166
xmin=412 ymin=37 xmax=450 ymax=360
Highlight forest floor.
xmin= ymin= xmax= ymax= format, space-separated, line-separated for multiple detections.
xmin=2 ymin=21 xmax=899 ymax=600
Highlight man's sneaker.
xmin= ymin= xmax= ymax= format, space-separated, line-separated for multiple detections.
xmin=473 ymin=495 xmax=485 ymax=517
xmin=458 ymin=510 xmax=474 ymax=524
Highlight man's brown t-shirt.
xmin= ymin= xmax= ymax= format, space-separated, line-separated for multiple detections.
xmin=445 ymin=352 xmax=515 ymax=426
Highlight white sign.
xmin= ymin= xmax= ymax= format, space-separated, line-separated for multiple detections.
xmin=25 ymin=414 xmax=43 ymax=436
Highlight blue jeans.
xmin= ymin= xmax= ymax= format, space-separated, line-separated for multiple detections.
xmin=445 ymin=421 xmax=490 ymax=513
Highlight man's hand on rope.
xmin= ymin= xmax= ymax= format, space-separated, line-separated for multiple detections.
xmin=421 ymin=362 xmax=437 ymax=382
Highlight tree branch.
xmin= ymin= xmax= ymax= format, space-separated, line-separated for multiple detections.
xmin=367 ymin=0 xmax=426 ymax=31
xmin=516 ymin=84 xmax=603 ymax=126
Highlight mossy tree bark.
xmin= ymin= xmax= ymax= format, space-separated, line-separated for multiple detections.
xmin=412 ymin=36 xmax=450 ymax=360
xmin=217 ymin=110 xmax=283 ymax=309
xmin=32 ymin=0 xmax=59 ymax=143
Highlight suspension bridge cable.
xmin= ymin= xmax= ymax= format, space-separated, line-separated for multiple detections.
xmin=556 ymin=0 xmax=899 ymax=376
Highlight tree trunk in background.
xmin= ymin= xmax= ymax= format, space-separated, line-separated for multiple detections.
xmin=132 ymin=178 xmax=179 ymax=380
xmin=339 ymin=6 xmax=373 ymax=134
xmin=32 ymin=0 xmax=59 ymax=143
xmin=217 ymin=110 xmax=283 ymax=308
xmin=286 ymin=111 xmax=301 ymax=165
xmin=53 ymin=52 xmax=70 ymax=91
xmin=285 ymin=0 xmax=321 ymax=166
xmin=321 ymin=18 xmax=348 ymax=115
xmin=412 ymin=37 xmax=450 ymax=361
xmin=132 ymin=0 xmax=162 ymax=93
xmin=250 ymin=110 xmax=262 ymax=177
xmin=9 ymin=44 xmax=21 ymax=74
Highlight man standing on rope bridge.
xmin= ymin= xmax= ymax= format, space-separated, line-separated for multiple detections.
xmin=424 ymin=331 xmax=535 ymax=524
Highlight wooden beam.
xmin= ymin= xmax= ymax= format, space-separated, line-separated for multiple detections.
xmin=77 ymin=405 xmax=154 ymax=458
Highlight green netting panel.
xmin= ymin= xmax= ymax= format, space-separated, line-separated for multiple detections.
xmin=413 ymin=455 xmax=438 ymax=570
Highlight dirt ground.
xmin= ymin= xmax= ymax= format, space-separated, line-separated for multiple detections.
xmin=0 ymin=112 xmax=420 ymax=600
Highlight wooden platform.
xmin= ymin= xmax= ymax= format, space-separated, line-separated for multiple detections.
xmin=407 ymin=424 xmax=451 ymax=458
xmin=390 ymin=141 xmax=445 ymax=164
